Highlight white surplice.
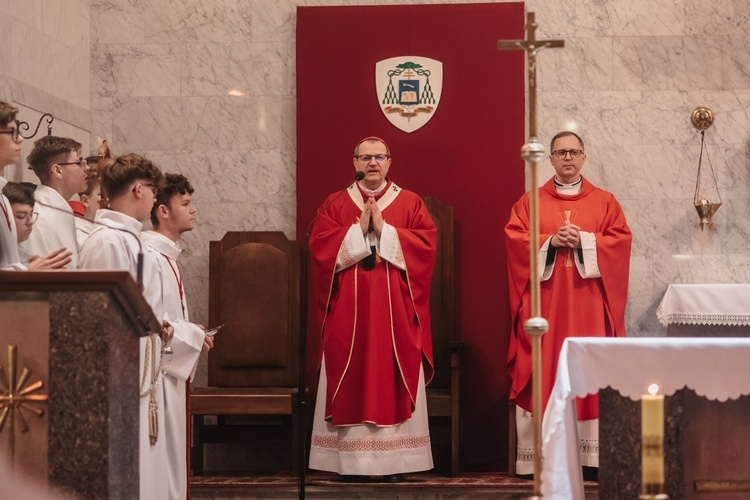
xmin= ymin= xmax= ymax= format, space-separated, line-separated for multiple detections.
xmin=20 ymin=185 xmax=79 ymax=269
xmin=0 ymin=176 xmax=25 ymax=270
xmin=78 ymin=209 xmax=168 ymax=500
xmin=142 ymin=230 xmax=203 ymax=500
xmin=74 ymin=216 xmax=94 ymax=248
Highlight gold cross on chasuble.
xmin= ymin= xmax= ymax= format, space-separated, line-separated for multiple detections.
xmin=559 ymin=210 xmax=578 ymax=267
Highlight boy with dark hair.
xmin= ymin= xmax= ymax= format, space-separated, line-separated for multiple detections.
xmin=22 ymin=135 xmax=89 ymax=268
xmin=2 ymin=181 xmax=71 ymax=269
xmin=143 ymin=172 xmax=211 ymax=500
xmin=78 ymin=153 xmax=172 ymax=500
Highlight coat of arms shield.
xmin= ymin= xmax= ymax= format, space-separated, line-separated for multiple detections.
xmin=376 ymin=56 xmax=443 ymax=134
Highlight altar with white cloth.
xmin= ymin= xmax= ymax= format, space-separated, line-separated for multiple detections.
xmin=657 ymin=284 xmax=750 ymax=335
xmin=541 ymin=337 xmax=750 ymax=499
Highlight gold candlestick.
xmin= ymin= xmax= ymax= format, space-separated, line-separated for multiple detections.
xmin=640 ymin=384 xmax=669 ymax=500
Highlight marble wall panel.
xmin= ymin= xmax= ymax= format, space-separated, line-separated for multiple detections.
xmin=724 ymin=36 xmax=750 ymax=89
xmin=41 ymin=0 xmax=90 ymax=54
xmin=143 ymin=0 xmax=254 ymax=44
xmin=699 ymin=90 xmax=750 ymax=145
xmin=218 ymin=96 xmax=295 ymax=151
xmin=92 ymin=44 xmax=181 ymax=97
xmin=6 ymin=0 xmax=90 ymax=110
xmin=530 ymin=0 xmax=684 ymax=39
xmin=537 ymin=37 xmax=614 ymax=92
xmin=0 ymin=11 xmax=11 ymax=73
xmin=91 ymin=1 xmax=147 ymax=45
xmin=685 ymin=0 xmax=750 ymax=36
xmin=90 ymin=97 xmax=113 ymax=149
xmin=181 ymin=41 xmax=294 ymax=97
xmin=111 ymin=96 xmax=219 ymax=150
xmin=250 ymin=0 xmax=296 ymax=42
xmin=613 ymin=36 xmax=725 ymax=91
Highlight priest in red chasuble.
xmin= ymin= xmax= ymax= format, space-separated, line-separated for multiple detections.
xmin=308 ymin=137 xmax=437 ymax=481
xmin=505 ymin=131 xmax=632 ymax=475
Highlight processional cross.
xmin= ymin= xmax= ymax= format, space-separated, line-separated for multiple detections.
xmin=498 ymin=12 xmax=564 ymax=498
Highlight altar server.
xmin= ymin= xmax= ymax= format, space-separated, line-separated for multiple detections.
xmin=142 ymin=172 xmax=211 ymax=499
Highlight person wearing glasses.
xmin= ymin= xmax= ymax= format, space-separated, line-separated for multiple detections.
xmin=79 ymin=153 xmax=175 ymax=500
xmin=308 ymin=136 xmax=437 ymax=482
xmin=0 ymin=100 xmax=26 ymax=269
xmin=22 ymin=135 xmax=90 ymax=269
xmin=1 ymin=181 xmax=71 ymax=269
xmin=505 ymin=130 xmax=632 ymax=478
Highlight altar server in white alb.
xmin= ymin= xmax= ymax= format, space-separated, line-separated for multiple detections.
xmin=0 ymin=101 xmax=25 ymax=269
xmin=78 ymin=153 xmax=172 ymax=500
xmin=69 ymin=165 xmax=102 ymax=247
xmin=22 ymin=135 xmax=90 ymax=268
xmin=142 ymin=173 xmax=212 ymax=500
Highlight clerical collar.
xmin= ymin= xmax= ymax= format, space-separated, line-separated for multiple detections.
xmin=554 ymin=177 xmax=582 ymax=195
xmin=358 ymin=179 xmax=388 ymax=197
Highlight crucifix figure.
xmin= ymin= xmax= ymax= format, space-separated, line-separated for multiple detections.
xmin=498 ymin=11 xmax=564 ymax=498
xmin=498 ymin=12 xmax=564 ymax=140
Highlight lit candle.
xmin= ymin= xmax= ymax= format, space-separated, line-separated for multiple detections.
xmin=641 ymin=383 xmax=665 ymax=496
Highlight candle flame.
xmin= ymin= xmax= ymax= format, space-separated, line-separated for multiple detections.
xmin=648 ymin=383 xmax=659 ymax=395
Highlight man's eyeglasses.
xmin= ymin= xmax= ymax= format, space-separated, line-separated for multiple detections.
xmin=57 ymin=158 xmax=88 ymax=167
xmin=0 ymin=127 xmax=20 ymax=142
xmin=14 ymin=211 xmax=38 ymax=224
xmin=551 ymin=149 xmax=584 ymax=159
xmin=356 ymin=154 xmax=389 ymax=163
xmin=143 ymin=183 xmax=159 ymax=196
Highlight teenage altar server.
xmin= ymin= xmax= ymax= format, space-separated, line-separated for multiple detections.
xmin=142 ymin=172 xmax=211 ymax=500
xmin=79 ymin=152 xmax=172 ymax=500
xmin=22 ymin=135 xmax=89 ymax=268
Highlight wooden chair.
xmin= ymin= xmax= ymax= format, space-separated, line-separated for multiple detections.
xmin=190 ymin=231 xmax=304 ymax=475
xmin=423 ymin=197 xmax=465 ymax=476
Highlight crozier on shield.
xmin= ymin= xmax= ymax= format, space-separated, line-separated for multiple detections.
xmin=375 ymin=56 xmax=443 ymax=134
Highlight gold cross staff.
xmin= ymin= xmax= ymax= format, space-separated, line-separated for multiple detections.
xmin=498 ymin=12 xmax=564 ymax=498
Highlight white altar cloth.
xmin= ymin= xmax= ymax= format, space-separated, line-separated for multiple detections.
xmin=541 ymin=337 xmax=750 ymax=499
xmin=656 ymin=284 xmax=750 ymax=326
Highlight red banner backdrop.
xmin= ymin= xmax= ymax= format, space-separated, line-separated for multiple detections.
xmin=297 ymin=3 xmax=525 ymax=471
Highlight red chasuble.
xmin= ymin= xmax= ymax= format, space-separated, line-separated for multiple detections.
xmin=505 ymin=177 xmax=632 ymax=420
xmin=310 ymin=179 xmax=436 ymax=426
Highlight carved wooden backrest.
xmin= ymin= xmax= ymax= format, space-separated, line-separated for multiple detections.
xmin=423 ymin=197 xmax=455 ymax=389
xmin=208 ymin=232 xmax=300 ymax=387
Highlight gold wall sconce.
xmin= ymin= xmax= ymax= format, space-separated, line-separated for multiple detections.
xmin=691 ymin=107 xmax=722 ymax=231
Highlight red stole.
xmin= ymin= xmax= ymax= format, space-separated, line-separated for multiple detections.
xmin=310 ymin=180 xmax=436 ymax=426
xmin=505 ymin=177 xmax=632 ymax=420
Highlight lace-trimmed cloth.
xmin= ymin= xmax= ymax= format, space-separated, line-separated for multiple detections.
xmin=541 ymin=337 xmax=750 ymax=499
xmin=656 ymin=284 xmax=750 ymax=326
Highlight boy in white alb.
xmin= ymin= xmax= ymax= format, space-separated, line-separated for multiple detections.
xmin=78 ymin=153 xmax=171 ymax=500
xmin=22 ymin=135 xmax=90 ymax=268
xmin=0 ymin=100 xmax=69 ymax=270
xmin=142 ymin=173 xmax=211 ymax=499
